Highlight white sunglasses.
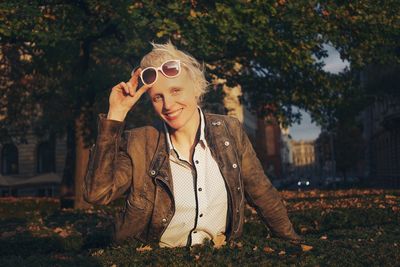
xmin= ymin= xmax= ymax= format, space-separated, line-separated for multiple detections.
xmin=132 ymin=60 xmax=181 ymax=86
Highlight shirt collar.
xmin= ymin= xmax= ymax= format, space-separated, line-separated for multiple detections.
xmin=164 ymin=106 xmax=207 ymax=153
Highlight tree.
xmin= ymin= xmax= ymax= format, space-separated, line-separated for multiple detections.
xmin=1 ymin=0 xmax=399 ymax=208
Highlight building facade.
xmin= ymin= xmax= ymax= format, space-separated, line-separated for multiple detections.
xmin=290 ymin=140 xmax=317 ymax=179
xmin=360 ymin=95 xmax=400 ymax=187
xmin=0 ymin=133 xmax=66 ymax=196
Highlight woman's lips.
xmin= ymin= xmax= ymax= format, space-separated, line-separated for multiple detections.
xmin=164 ymin=108 xmax=183 ymax=120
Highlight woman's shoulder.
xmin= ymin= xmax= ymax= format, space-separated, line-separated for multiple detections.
xmin=125 ymin=123 xmax=162 ymax=138
xmin=204 ymin=112 xmax=242 ymax=127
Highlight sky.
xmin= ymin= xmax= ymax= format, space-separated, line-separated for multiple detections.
xmin=289 ymin=45 xmax=349 ymax=141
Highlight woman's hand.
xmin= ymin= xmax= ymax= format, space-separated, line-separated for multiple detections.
xmin=107 ymin=68 xmax=150 ymax=121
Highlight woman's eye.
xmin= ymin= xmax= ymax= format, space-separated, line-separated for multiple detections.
xmin=172 ymin=88 xmax=181 ymax=94
xmin=153 ymin=95 xmax=162 ymax=102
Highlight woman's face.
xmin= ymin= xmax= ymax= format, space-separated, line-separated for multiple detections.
xmin=147 ymin=66 xmax=200 ymax=132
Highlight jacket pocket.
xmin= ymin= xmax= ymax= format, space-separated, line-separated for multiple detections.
xmin=113 ymin=196 xmax=151 ymax=243
xmin=126 ymin=191 xmax=151 ymax=210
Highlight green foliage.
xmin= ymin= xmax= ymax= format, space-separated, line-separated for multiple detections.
xmin=1 ymin=0 xmax=399 ymax=138
xmin=1 ymin=190 xmax=399 ymax=266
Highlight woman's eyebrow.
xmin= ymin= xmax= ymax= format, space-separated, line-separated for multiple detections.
xmin=169 ymin=86 xmax=184 ymax=91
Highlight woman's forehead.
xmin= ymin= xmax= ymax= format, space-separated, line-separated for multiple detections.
xmin=148 ymin=68 xmax=193 ymax=94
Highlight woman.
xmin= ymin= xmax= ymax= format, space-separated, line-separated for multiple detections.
xmin=84 ymin=41 xmax=301 ymax=248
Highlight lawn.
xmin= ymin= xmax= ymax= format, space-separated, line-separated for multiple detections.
xmin=0 ymin=189 xmax=399 ymax=267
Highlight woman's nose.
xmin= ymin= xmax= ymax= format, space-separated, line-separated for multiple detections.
xmin=163 ymin=95 xmax=175 ymax=109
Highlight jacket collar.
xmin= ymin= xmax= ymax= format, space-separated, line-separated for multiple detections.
xmin=148 ymin=120 xmax=168 ymax=179
xmin=148 ymin=112 xmax=226 ymax=177
xmin=163 ymin=107 xmax=208 ymax=154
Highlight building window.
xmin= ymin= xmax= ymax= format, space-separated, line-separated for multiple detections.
xmin=1 ymin=144 xmax=19 ymax=175
xmin=37 ymin=141 xmax=55 ymax=173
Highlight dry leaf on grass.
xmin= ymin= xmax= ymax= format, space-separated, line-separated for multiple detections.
xmin=320 ymin=235 xmax=328 ymax=240
xmin=300 ymin=227 xmax=308 ymax=233
xmin=278 ymin=250 xmax=286 ymax=256
xmin=301 ymin=244 xmax=313 ymax=251
xmin=1 ymin=231 xmax=16 ymax=239
xmin=235 ymin=242 xmax=243 ymax=248
xmin=53 ymin=227 xmax=71 ymax=238
xmin=263 ymin=246 xmax=275 ymax=253
xmin=136 ymin=245 xmax=152 ymax=252
xmin=213 ymin=233 xmax=226 ymax=249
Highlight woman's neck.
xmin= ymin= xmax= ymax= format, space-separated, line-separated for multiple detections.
xmin=169 ymin=109 xmax=201 ymax=159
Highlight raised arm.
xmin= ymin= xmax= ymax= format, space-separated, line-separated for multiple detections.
xmin=84 ymin=68 xmax=150 ymax=205
xmin=83 ymin=116 xmax=132 ymax=205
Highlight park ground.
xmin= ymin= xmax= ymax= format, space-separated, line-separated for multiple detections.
xmin=0 ymin=189 xmax=399 ymax=266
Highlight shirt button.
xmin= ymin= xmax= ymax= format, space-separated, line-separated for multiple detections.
xmin=193 ymin=231 xmax=197 ymax=234
xmin=236 ymin=209 xmax=240 ymax=213
xmin=195 ymin=160 xmax=199 ymax=164
xmin=237 ymin=187 xmax=241 ymax=191
xmin=199 ymin=214 xmax=203 ymax=217
xmin=150 ymin=170 xmax=156 ymax=176
xmin=162 ymin=218 xmax=167 ymax=223
xmin=198 ymin=188 xmax=202 ymax=191
xmin=217 ymin=121 xmax=221 ymax=125
xmin=224 ymin=141 xmax=230 ymax=146
xmin=232 ymin=163 xmax=237 ymax=169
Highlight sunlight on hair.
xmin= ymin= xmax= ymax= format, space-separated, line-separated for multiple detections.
xmin=140 ymin=40 xmax=209 ymax=100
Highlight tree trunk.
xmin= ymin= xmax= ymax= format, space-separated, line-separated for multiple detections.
xmin=59 ymin=114 xmax=92 ymax=209
xmin=60 ymin=123 xmax=76 ymax=209
xmin=74 ymin=113 xmax=92 ymax=209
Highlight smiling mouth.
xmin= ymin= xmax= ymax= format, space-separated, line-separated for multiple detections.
xmin=164 ymin=108 xmax=183 ymax=120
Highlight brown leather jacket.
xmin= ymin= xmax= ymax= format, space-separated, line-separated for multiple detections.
xmin=84 ymin=113 xmax=301 ymax=245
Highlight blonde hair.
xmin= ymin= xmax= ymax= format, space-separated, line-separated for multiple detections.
xmin=140 ymin=40 xmax=209 ymax=100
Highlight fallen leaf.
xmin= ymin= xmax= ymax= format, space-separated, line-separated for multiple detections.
xmin=136 ymin=245 xmax=152 ymax=252
xmin=1 ymin=231 xmax=16 ymax=239
xmin=278 ymin=250 xmax=286 ymax=256
xmin=213 ymin=233 xmax=226 ymax=249
xmin=253 ymin=246 xmax=258 ymax=251
xmin=263 ymin=246 xmax=275 ymax=253
xmin=190 ymin=9 xmax=197 ymax=18
xmin=300 ymin=227 xmax=308 ymax=233
xmin=301 ymin=244 xmax=313 ymax=251
xmin=235 ymin=242 xmax=243 ymax=248
xmin=91 ymin=249 xmax=104 ymax=256
xmin=53 ymin=227 xmax=71 ymax=238
xmin=320 ymin=235 xmax=328 ymax=240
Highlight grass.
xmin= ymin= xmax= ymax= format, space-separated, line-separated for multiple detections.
xmin=0 ymin=189 xmax=399 ymax=266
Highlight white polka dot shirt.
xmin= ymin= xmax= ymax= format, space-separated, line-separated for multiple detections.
xmin=159 ymin=108 xmax=228 ymax=248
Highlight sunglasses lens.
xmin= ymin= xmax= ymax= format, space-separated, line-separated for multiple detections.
xmin=162 ymin=61 xmax=180 ymax=77
xmin=142 ymin=68 xmax=157 ymax=85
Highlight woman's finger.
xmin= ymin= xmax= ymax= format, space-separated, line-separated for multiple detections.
xmin=127 ymin=81 xmax=135 ymax=96
xmin=129 ymin=67 xmax=142 ymax=89
xmin=119 ymin=82 xmax=129 ymax=95
xmin=134 ymin=84 xmax=151 ymax=100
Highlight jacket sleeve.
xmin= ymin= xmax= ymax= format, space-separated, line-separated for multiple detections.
xmin=234 ymin=118 xmax=301 ymax=241
xmin=83 ymin=114 xmax=132 ymax=205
